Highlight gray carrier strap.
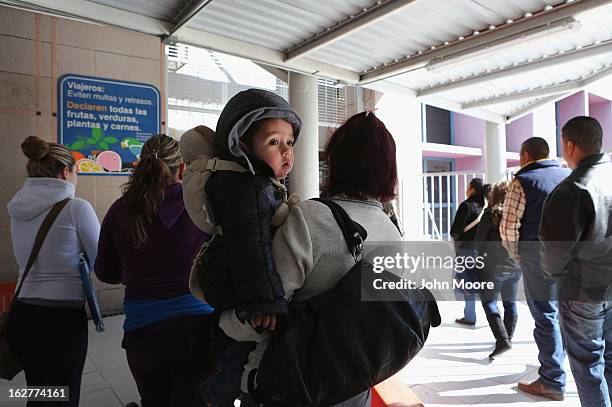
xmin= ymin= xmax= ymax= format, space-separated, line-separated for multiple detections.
xmin=205 ymin=157 xmax=249 ymax=173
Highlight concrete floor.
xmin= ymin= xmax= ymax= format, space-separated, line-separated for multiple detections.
xmin=1 ymin=300 xmax=583 ymax=407
xmin=399 ymin=300 xmax=581 ymax=407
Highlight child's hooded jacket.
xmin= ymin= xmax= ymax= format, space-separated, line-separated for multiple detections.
xmin=198 ymin=89 xmax=301 ymax=319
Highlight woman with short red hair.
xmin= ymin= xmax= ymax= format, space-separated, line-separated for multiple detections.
xmin=235 ymin=111 xmax=402 ymax=407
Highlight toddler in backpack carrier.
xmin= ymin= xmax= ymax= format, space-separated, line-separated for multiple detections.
xmin=180 ymin=89 xmax=302 ymax=407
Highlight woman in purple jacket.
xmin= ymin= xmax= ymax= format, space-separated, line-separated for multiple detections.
xmin=95 ymin=134 xmax=214 ymax=407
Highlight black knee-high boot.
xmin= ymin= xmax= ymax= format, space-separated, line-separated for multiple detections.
xmin=486 ymin=314 xmax=512 ymax=359
xmin=503 ymin=313 xmax=518 ymax=342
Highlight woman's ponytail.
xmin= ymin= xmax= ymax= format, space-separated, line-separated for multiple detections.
xmin=121 ymin=134 xmax=182 ymax=247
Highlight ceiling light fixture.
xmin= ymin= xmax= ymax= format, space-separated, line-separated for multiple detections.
xmin=425 ymin=17 xmax=580 ymax=73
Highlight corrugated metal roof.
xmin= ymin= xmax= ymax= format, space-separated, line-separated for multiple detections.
xmin=188 ymin=0 xmax=377 ymax=52
xmin=14 ymin=0 xmax=612 ymax=121
xmin=88 ymin=0 xmax=184 ymax=21
xmin=178 ymin=0 xmax=612 ymax=119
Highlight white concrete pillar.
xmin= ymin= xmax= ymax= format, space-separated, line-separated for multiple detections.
xmin=375 ymin=90 xmax=423 ymax=240
xmin=485 ymin=121 xmax=507 ymax=183
xmin=532 ymin=103 xmax=558 ymax=158
xmin=288 ymin=72 xmax=319 ymax=199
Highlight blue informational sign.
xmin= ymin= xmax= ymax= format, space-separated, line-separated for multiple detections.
xmin=58 ymin=74 xmax=160 ymax=175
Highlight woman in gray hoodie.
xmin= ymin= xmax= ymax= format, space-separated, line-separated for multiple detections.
xmin=6 ymin=136 xmax=99 ymax=407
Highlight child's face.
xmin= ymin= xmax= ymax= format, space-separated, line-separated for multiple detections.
xmin=248 ymin=118 xmax=295 ymax=179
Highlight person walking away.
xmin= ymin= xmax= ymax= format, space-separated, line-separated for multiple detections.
xmin=95 ymin=134 xmax=214 ymax=407
xmin=451 ymin=178 xmax=486 ymax=326
xmin=540 ymin=116 xmax=612 ymax=407
xmin=501 ymin=137 xmax=570 ymax=400
xmin=475 ymin=181 xmax=521 ymax=359
xmin=6 ymin=136 xmax=100 ymax=407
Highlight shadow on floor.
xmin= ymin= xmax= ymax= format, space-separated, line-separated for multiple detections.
xmin=412 ymin=365 xmax=561 ymax=405
xmin=417 ymin=341 xmax=539 ymax=366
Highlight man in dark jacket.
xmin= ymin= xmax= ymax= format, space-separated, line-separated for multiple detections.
xmin=540 ymin=116 xmax=612 ymax=407
xmin=501 ymin=137 xmax=570 ymax=400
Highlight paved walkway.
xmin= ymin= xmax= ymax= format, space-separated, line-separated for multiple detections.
xmin=1 ymin=301 xmax=580 ymax=407
xmin=398 ymin=300 xmax=579 ymax=406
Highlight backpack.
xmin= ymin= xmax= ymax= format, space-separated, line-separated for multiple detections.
xmin=179 ymin=125 xmax=250 ymax=235
xmin=181 ymin=126 xmax=294 ymax=303
xmin=180 ymin=126 xmax=251 ymax=302
xmin=253 ymin=198 xmax=441 ymax=407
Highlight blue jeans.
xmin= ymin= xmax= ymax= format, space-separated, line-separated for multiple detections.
xmin=559 ymin=299 xmax=612 ymax=407
xmin=481 ymin=271 xmax=521 ymax=317
xmin=201 ymin=341 xmax=255 ymax=407
xmin=463 ymin=293 xmax=477 ymax=322
xmin=456 ymin=247 xmax=478 ymax=323
xmin=521 ymin=249 xmax=566 ymax=392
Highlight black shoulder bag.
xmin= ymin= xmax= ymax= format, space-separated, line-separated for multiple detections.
xmin=254 ymin=198 xmax=441 ymax=407
xmin=0 ymin=198 xmax=71 ymax=380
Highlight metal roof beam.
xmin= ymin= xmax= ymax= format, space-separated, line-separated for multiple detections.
xmin=162 ymin=0 xmax=212 ymax=43
xmin=176 ymin=26 xmax=360 ymax=83
xmin=3 ymin=0 xmax=171 ymax=36
xmin=417 ymin=40 xmax=612 ymax=97
xmin=464 ymin=65 xmax=612 ymax=109
xmin=363 ymin=80 xmax=505 ymax=123
xmin=254 ymin=62 xmax=289 ymax=83
xmin=285 ymin=0 xmax=418 ymax=62
xmin=463 ymin=82 xmax=582 ymax=109
xmin=583 ymin=66 xmax=612 ymax=97
xmin=419 ymin=95 xmax=506 ymax=124
xmin=506 ymin=93 xmax=571 ymax=122
xmin=359 ymin=0 xmax=612 ymax=84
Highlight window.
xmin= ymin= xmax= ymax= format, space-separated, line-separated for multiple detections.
xmin=423 ymin=105 xmax=452 ymax=145
xmin=422 ymin=158 xmax=456 ymax=240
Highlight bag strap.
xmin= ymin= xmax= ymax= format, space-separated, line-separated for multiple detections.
xmin=463 ymin=201 xmax=488 ymax=233
xmin=11 ymin=198 xmax=71 ymax=305
xmin=311 ymin=198 xmax=367 ymax=262
xmin=301 ymin=199 xmax=367 ymax=316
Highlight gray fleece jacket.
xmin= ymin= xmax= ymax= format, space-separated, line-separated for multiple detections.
xmin=8 ymin=178 xmax=99 ymax=303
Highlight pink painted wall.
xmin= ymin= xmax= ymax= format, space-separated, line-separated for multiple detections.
xmin=453 ymin=113 xmax=485 ymax=148
xmin=589 ymin=101 xmax=612 ymax=150
xmin=505 ymin=113 xmax=534 ymax=153
xmin=455 ymin=157 xmax=484 ymax=172
xmin=558 ymin=91 xmax=588 ymax=130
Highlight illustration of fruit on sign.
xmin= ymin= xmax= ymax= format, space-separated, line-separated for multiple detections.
xmin=76 ymin=158 xmax=104 ymax=173
xmin=71 ymin=151 xmax=85 ymax=162
xmin=96 ymin=150 xmax=122 ymax=172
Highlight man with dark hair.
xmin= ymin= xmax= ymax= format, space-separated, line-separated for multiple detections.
xmin=501 ymin=136 xmax=570 ymax=400
xmin=540 ymin=116 xmax=612 ymax=407
xmin=521 ymin=137 xmax=550 ymax=161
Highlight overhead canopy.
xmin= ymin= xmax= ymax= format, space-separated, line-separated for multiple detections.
xmin=5 ymin=0 xmax=612 ymax=122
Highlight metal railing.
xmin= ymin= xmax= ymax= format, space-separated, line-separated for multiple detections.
xmin=405 ymin=168 xmax=518 ymax=241
xmin=419 ymin=171 xmax=484 ymax=241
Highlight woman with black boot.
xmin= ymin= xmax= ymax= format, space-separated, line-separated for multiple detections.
xmin=451 ymin=178 xmax=487 ymax=326
xmin=475 ymin=181 xmax=522 ymax=359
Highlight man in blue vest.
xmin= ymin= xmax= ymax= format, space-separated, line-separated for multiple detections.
xmin=501 ymin=137 xmax=570 ymax=400
xmin=540 ymin=116 xmax=612 ymax=407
